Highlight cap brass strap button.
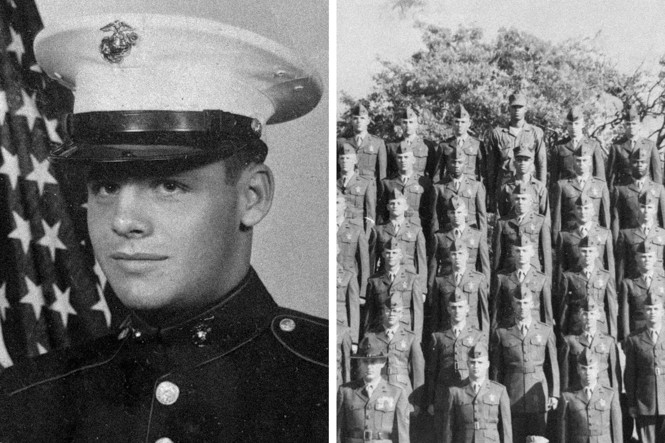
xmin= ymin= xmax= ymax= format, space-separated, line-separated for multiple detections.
xmin=155 ymin=381 xmax=180 ymax=406
xmin=279 ymin=318 xmax=296 ymax=332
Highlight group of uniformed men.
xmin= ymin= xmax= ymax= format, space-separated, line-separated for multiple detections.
xmin=336 ymin=92 xmax=665 ymax=443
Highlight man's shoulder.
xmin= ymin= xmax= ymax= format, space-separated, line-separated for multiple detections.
xmin=269 ymin=308 xmax=328 ymax=368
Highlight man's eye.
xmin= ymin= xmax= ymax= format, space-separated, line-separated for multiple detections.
xmin=154 ymin=180 xmax=188 ymax=194
xmin=88 ymin=181 xmax=120 ymax=196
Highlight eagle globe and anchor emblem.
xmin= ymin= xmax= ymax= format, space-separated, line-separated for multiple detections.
xmin=100 ymin=20 xmax=139 ymax=63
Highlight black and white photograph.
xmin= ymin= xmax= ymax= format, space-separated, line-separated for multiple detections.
xmin=336 ymin=1 xmax=665 ymax=442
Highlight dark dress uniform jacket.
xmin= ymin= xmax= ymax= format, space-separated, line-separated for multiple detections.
xmin=364 ymin=268 xmax=423 ymax=338
xmin=374 ymin=220 xmax=427 ymax=290
xmin=619 ymin=271 xmax=665 ymax=341
xmin=550 ymin=136 xmax=606 ymax=184
xmin=427 ymin=226 xmax=490 ymax=291
xmin=426 ymin=326 xmax=487 ymax=408
xmin=337 ymin=378 xmax=410 ymax=443
xmin=491 ymin=267 xmax=553 ymax=330
xmin=430 ymin=174 xmax=487 ymax=236
xmin=611 ymin=178 xmax=665 ymax=241
xmin=0 ymin=269 xmax=328 ymax=442
xmin=485 ymin=122 xmax=546 ymax=199
xmin=442 ymin=378 xmax=512 ymax=443
xmin=558 ymin=385 xmax=623 ymax=443
xmin=437 ymin=135 xmax=484 ymax=183
xmin=492 ymin=211 xmax=552 ymax=278
xmin=387 ymin=135 xmax=437 ymax=179
xmin=624 ymin=325 xmax=665 ymax=416
xmin=490 ymin=321 xmax=560 ymax=414
xmin=616 ymin=225 xmax=665 ymax=284
xmin=552 ymin=176 xmax=610 ymax=238
xmin=338 ymin=173 xmax=377 ymax=228
xmin=607 ymin=136 xmax=662 ymax=189
xmin=339 ymin=133 xmax=388 ymax=182
xmin=496 ymin=175 xmax=550 ymax=219
xmin=430 ymin=271 xmax=489 ymax=334
xmin=559 ymin=332 xmax=620 ymax=392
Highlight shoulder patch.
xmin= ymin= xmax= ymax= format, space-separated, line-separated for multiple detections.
xmin=271 ymin=311 xmax=328 ymax=368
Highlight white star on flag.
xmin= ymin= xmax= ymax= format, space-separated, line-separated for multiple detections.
xmin=26 ymin=154 xmax=57 ymax=195
xmin=8 ymin=0 xmax=17 ymax=9
xmin=29 ymin=64 xmax=43 ymax=73
xmin=21 ymin=276 xmax=45 ymax=320
xmin=7 ymin=26 xmax=25 ymax=65
xmin=0 ymin=145 xmax=20 ymax=189
xmin=36 ymin=343 xmax=48 ymax=355
xmin=0 ymin=325 xmax=13 ymax=368
xmin=0 ymin=90 xmax=8 ymax=123
xmin=0 ymin=282 xmax=9 ymax=321
xmin=8 ymin=211 xmax=31 ymax=255
xmin=50 ymin=285 xmax=76 ymax=327
xmin=92 ymin=286 xmax=111 ymax=327
xmin=37 ymin=220 xmax=67 ymax=261
xmin=15 ymin=89 xmax=40 ymax=131
xmin=43 ymin=116 xmax=63 ymax=144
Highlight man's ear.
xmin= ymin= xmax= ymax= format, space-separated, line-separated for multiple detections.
xmin=238 ymin=163 xmax=274 ymax=229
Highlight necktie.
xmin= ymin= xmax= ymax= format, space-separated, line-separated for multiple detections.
xmin=393 ymin=222 xmax=400 ymax=233
xmin=402 ymin=176 xmax=408 ymax=185
xmin=473 ymin=383 xmax=480 ymax=394
xmin=578 ymin=178 xmax=586 ymax=189
xmin=454 ymin=180 xmax=460 ymax=192
xmin=585 ymin=387 xmax=592 ymax=401
xmin=457 ymin=138 xmax=464 ymax=148
xmin=517 ymin=270 xmax=525 ymax=283
xmin=389 ymin=273 xmax=395 ymax=282
xmin=454 ymin=328 xmax=460 ymax=338
xmin=646 ymin=274 xmax=653 ymax=288
xmin=631 ymin=140 xmax=636 ymax=151
xmin=638 ymin=180 xmax=644 ymax=191
xmin=585 ymin=333 xmax=593 ymax=344
xmin=454 ymin=228 xmax=461 ymax=239
xmin=651 ymin=329 xmax=659 ymax=343
xmin=343 ymin=175 xmax=350 ymax=188
xmin=580 ymin=226 xmax=588 ymax=237
xmin=386 ymin=329 xmax=394 ymax=341
xmin=406 ymin=138 xmax=412 ymax=146
xmin=365 ymin=384 xmax=374 ymax=398
xmin=517 ymin=215 xmax=524 ymax=224
xmin=585 ymin=270 xmax=591 ymax=280
xmin=521 ymin=323 xmax=528 ymax=337
xmin=455 ymin=273 xmax=462 ymax=286
xmin=355 ymin=135 xmax=362 ymax=146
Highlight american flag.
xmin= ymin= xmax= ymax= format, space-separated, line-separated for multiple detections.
xmin=0 ymin=0 xmax=119 ymax=367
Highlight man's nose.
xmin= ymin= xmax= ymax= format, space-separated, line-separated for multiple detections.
xmin=111 ymin=185 xmax=153 ymax=238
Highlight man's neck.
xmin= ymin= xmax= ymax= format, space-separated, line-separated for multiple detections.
xmin=642 ymin=268 xmax=655 ymax=277
xmin=341 ymin=170 xmax=355 ymax=180
xmin=404 ymin=133 xmax=417 ymax=141
xmin=390 ymin=214 xmax=406 ymax=224
xmin=470 ymin=376 xmax=485 ymax=386
xmin=516 ymin=264 xmax=531 ymax=274
xmin=452 ymin=222 xmax=467 ymax=231
xmin=516 ymin=210 xmax=530 ymax=219
xmin=515 ymin=172 xmax=531 ymax=181
xmin=649 ymin=322 xmax=662 ymax=332
xmin=384 ymin=323 xmax=398 ymax=332
xmin=363 ymin=376 xmax=380 ymax=386
xmin=354 ymin=129 xmax=367 ymax=137
xmin=510 ymin=119 xmax=525 ymax=129
xmin=454 ymin=267 xmax=467 ymax=276
xmin=585 ymin=381 xmax=597 ymax=392
xmin=451 ymin=319 xmax=466 ymax=331
xmin=577 ymin=172 xmax=591 ymax=181
xmin=517 ymin=316 xmax=532 ymax=326
xmin=400 ymin=171 xmax=413 ymax=179
xmin=387 ymin=265 xmax=401 ymax=275
xmin=583 ymin=264 xmax=596 ymax=275
xmin=583 ymin=327 xmax=597 ymax=338
xmin=578 ymin=220 xmax=592 ymax=230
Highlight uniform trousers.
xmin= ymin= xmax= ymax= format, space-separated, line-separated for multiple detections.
xmin=637 ymin=415 xmax=665 ymax=443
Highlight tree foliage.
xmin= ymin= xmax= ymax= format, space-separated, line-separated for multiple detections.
xmin=339 ymin=25 xmax=665 ymax=151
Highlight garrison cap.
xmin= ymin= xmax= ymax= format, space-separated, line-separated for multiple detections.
xmin=467 ymin=342 xmax=488 ymax=360
xmin=644 ymin=291 xmax=664 ymax=307
xmin=446 ymin=196 xmax=466 ymax=211
xmin=35 ymin=1 xmax=322 ymax=162
xmin=624 ymin=103 xmax=640 ymax=122
xmin=383 ymin=294 xmax=404 ymax=310
xmin=578 ymin=348 xmax=598 ymax=366
xmin=573 ymin=143 xmax=594 ymax=158
xmin=514 ymin=145 xmax=533 ymax=159
xmin=575 ymin=195 xmax=594 ymax=207
xmin=639 ymin=192 xmax=658 ymax=206
xmin=353 ymin=337 xmax=388 ymax=360
xmin=525 ymin=437 xmax=549 ymax=443
xmin=447 ymin=147 xmax=467 ymax=162
xmin=512 ymin=181 xmax=530 ymax=195
xmin=449 ymin=238 xmax=468 ymax=253
xmin=397 ymin=106 xmax=419 ymax=120
xmin=350 ymin=103 xmax=369 ymax=117
xmin=337 ymin=142 xmax=357 ymax=156
xmin=383 ymin=237 xmax=402 ymax=251
xmin=566 ymin=106 xmax=584 ymax=122
xmin=451 ymin=103 xmax=470 ymax=119
xmin=636 ymin=241 xmax=657 ymax=254
xmin=578 ymin=296 xmax=599 ymax=312
xmin=395 ymin=143 xmax=414 ymax=155
xmin=513 ymin=284 xmax=533 ymax=301
xmin=509 ymin=91 xmax=526 ymax=107
xmin=630 ymin=146 xmax=649 ymax=162
xmin=449 ymin=287 xmax=468 ymax=304
xmin=387 ymin=188 xmax=407 ymax=202
xmin=512 ymin=233 xmax=534 ymax=248
xmin=578 ymin=235 xmax=599 ymax=249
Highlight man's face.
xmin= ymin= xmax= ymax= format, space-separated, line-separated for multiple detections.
xmin=448 ymin=158 xmax=465 ymax=177
xmin=580 ymin=308 xmax=600 ymax=331
xmin=448 ymin=299 xmax=469 ymax=324
xmin=351 ymin=115 xmax=369 ymax=134
xmin=383 ymin=248 xmax=403 ymax=268
xmin=512 ymin=295 xmax=533 ymax=321
xmin=639 ymin=203 xmax=657 ymax=225
xmin=638 ymin=251 xmax=657 ymax=273
xmin=567 ymin=118 xmax=584 ymax=139
xmin=387 ymin=198 xmax=408 ymax=218
xmin=383 ymin=306 xmax=403 ymax=328
xmin=336 ymin=195 xmax=347 ymax=219
xmin=575 ymin=203 xmax=595 ymax=224
xmin=453 ymin=117 xmax=470 ymax=137
xmin=338 ymin=153 xmax=357 ymax=174
xmin=450 ymin=249 xmax=468 ymax=271
xmin=632 ymin=158 xmax=648 ymax=178
xmin=509 ymin=104 xmax=526 ymax=122
xmin=87 ymin=160 xmax=248 ymax=312
xmin=400 ymin=117 xmax=418 ymax=136
xmin=397 ymin=152 xmax=415 ymax=173
xmin=512 ymin=245 xmax=534 ymax=267
xmin=514 ymin=156 xmax=532 ymax=175
xmin=448 ymin=206 xmax=467 ymax=227
xmin=512 ymin=193 xmax=531 ymax=215
xmin=577 ymin=363 xmax=599 ymax=388
xmin=625 ymin=120 xmax=640 ymax=139
xmin=361 ymin=359 xmax=386 ymax=383
xmin=579 ymin=247 xmax=598 ymax=269
xmin=646 ymin=303 xmax=664 ymax=328
xmin=574 ymin=155 xmax=592 ymax=176
xmin=468 ymin=356 xmax=489 ymax=381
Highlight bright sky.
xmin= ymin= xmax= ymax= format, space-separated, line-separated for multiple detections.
xmin=338 ymin=0 xmax=665 ymax=107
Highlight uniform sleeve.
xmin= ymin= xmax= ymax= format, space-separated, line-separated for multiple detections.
xmin=593 ymin=141 xmax=607 ymax=182
xmin=615 ymin=231 xmax=626 ymax=290
xmin=624 ymin=337 xmax=637 ymax=409
xmin=363 ymin=281 xmax=375 ymax=333
xmin=425 ymin=334 xmax=440 ymax=407
xmin=559 ymin=338 xmax=571 ymax=393
xmin=357 ymin=231 xmax=370 ymax=298
xmin=609 ymin=338 xmax=621 ymax=392
xmin=610 ymin=389 xmax=623 ymax=443
xmin=415 ymin=229 xmax=427 ymax=292
xmin=547 ymin=328 xmax=561 ymax=398
xmin=377 ymin=179 xmax=388 ymax=226
xmin=478 ymin=277 xmax=490 ymax=334
xmin=539 ymin=218 xmax=553 ymax=285
xmin=534 ymin=127 xmax=547 ymax=185
xmin=554 ymin=232 xmax=564 ymax=308
xmin=342 ymin=332 xmax=353 ymax=384
xmin=394 ymin=387 xmax=411 ymax=443
xmin=429 ymin=280 xmax=441 ymax=333
xmin=604 ymin=229 xmax=616 ymax=282
xmin=652 ymin=142 xmax=663 ymax=186
xmin=441 ymin=387 xmax=455 ymax=443
xmin=605 ymin=278 xmax=618 ymax=339
xmin=619 ymin=281 xmax=630 ymax=342
xmin=475 ymin=182 xmax=488 ymax=239
xmin=539 ymin=182 xmax=551 ymax=220
xmin=490 ymin=329 xmax=502 ymax=382
xmin=420 ymin=179 xmax=435 ymax=238
xmin=558 ymin=276 xmax=571 ymax=334
xmin=347 ymin=274 xmax=361 ymax=344
xmin=499 ymin=386 xmax=513 ymax=443
xmin=427 ymin=235 xmax=439 ymax=294
xmin=490 ymin=278 xmax=502 ymax=332
xmin=550 ymin=146 xmax=561 ymax=188
xmin=412 ymin=278 xmax=424 ymax=339
xmin=485 ymin=129 xmax=499 ymax=209
xmin=428 ymin=184 xmax=440 ymax=238
xmin=557 ymin=394 xmax=569 ymax=443
xmin=425 ymin=140 xmax=440 ymax=182
xmin=365 ymin=178 xmax=377 ymax=227
xmin=410 ymin=336 xmax=426 ymax=406
xmin=378 ymin=140 xmax=387 ymax=181
xmin=491 ymin=221 xmax=503 ymax=275
xmin=496 ymin=184 xmax=509 ymax=218
xmin=599 ymin=182 xmax=611 ymax=230
xmin=659 ymin=186 xmax=665 ymax=229
xmin=540 ymin=280 xmax=554 ymax=326
xmin=477 ymin=231 xmax=491 ymax=288
xmin=607 ymin=144 xmax=616 ymax=189
xmin=610 ymin=188 xmax=620 ymax=243
xmin=551 ymin=181 xmax=563 ymax=243
xmin=337 ymin=387 xmax=345 ymax=443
